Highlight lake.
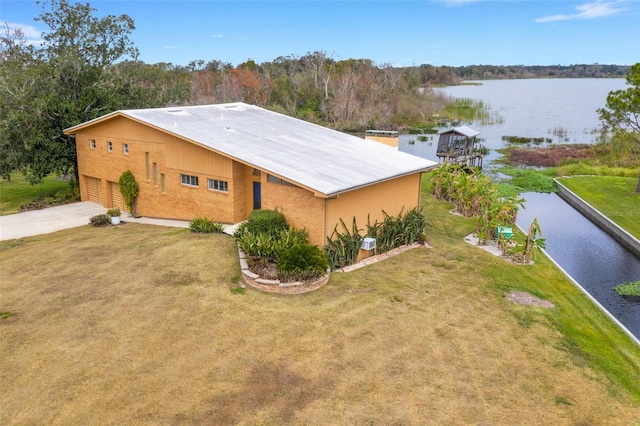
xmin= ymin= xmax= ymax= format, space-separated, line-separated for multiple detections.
xmin=400 ymin=78 xmax=628 ymax=166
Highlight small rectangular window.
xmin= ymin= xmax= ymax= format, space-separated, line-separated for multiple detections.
xmin=207 ymin=178 xmax=228 ymax=193
xmin=267 ymin=174 xmax=280 ymax=184
xmin=252 ymin=169 xmax=261 ymax=176
xmin=123 ymin=143 xmax=129 ymax=155
xmin=145 ymin=152 xmax=150 ymax=180
xmin=267 ymin=174 xmax=296 ymax=187
xmin=180 ymin=174 xmax=198 ymax=187
xmin=107 ymin=141 xmax=113 ymax=152
xmin=153 ymin=163 xmax=158 ymax=186
xmin=90 ymin=139 xmax=96 ymax=149
xmin=161 ymin=173 xmax=166 ymax=192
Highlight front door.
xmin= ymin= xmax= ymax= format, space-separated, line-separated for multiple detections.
xmin=253 ymin=182 xmax=261 ymax=210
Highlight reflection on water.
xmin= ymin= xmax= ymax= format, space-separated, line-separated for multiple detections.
xmin=517 ymin=192 xmax=640 ymax=339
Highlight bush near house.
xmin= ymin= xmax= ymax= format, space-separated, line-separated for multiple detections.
xmin=234 ymin=209 xmax=288 ymax=236
xmin=235 ymin=209 xmax=327 ymax=282
xmin=277 ymin=244 xmax=329 ymax=282
xmin=189 ymin=216 xmax=223 ymax=233
xmin=89 ymin=214 xmax=111 ymax=227
xmin=324 ymin=207 xmax=428 ymax=270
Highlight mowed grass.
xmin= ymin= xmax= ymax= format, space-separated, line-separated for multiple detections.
xmin=0 ymin=173 xmax=71 ymax=216
xmin=557 ymin=175 xmax=640 ymax=239
xmin=1 ymin=183 xmax=640 ymax=424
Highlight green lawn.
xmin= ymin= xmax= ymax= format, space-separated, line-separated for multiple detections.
xmin=557 ymin=176 xmax=640 ymax=239
xmin=0 ymin=173 xmax=72 ymax=216
xmin=1 ymin=174 xmax=638 ymax=424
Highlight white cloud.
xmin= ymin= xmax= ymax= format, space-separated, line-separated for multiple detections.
xmin=162 ymin=45 xmax=178 ymax=49
xmin=209 ymin=34 xmax=223 ymax=38
xmin=535 ymin=0 xmax=627 ymax=23
xmin=3 ymin=22 xmax=43 ymax=46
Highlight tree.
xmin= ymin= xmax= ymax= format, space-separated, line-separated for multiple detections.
xmin=0 ymin=0 xmax=185 ymax=184
xmin=598 ymin=63 xmax=640 ymax=192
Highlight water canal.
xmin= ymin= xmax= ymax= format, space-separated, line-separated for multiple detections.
xmin=516 ymin=192 xmax=640 ymax=340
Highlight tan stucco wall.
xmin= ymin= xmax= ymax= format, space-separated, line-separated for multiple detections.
xmin=325 ymin=173 xmax=422 ymax=240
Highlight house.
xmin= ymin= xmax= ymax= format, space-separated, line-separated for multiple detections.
xmin=64 ymin=103 xmax=437 ymax=247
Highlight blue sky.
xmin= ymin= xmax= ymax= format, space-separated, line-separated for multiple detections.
xmin=2 ymin=0 xmax=639 ymax=67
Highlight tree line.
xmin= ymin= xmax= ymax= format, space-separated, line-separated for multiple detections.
xmin=450 ymin=64 xmax=630 ymax=80
xmin=0 ymin=0 xmax=633 ymax=184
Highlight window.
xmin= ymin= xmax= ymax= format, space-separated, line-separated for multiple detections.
xmin=208 ymin=178 xmax=228 ymax=192
xmin=145 ymin=152 xmax=150 ymax=180
xmin=90 ymin=139 xmax=96 ymax=149
xmin=123 ymin=143 xmax=129 ymax=155
xmin=153 ymin=163 xmax=158 ymax=186
xmin=161 ymin=173 xmax=166 ymax=192
xmin=180 ymin=174 xmax=198 ymax=187
xmin=267 ymin=174 xmax=295 ymax=187
xmin=252 ymin=169 xmax=261 ymax=176
xmin=107 ymin=141 xmax=113 ymax=152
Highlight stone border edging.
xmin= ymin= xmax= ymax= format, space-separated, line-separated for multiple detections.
xmin=238 ymin=247 xmax=331 ymax=294
xmin=334 ymin=242 xmax=427 ymax=273
xmin=555 ymin=178 xmax=640 ymax=259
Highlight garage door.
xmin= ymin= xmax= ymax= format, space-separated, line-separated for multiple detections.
xmin=85 ymin=176 xmax=103 ymax=204
xmin=109 ymin=181 xmax=126 ymax=211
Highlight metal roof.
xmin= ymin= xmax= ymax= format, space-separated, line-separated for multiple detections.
xmin=65 ymin=102 xmax=437 ymax=196
xmin=437 ymin=125 xmax=480 ymax=138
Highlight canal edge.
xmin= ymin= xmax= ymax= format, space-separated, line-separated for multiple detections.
xmin=554 ymin=178 xmax=640 ymax=259
xmin=515 ymin=224 xmax=640 ymax=347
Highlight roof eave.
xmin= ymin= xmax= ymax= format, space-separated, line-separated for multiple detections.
xmin=325 ymin=165 xmax=437 ymax=198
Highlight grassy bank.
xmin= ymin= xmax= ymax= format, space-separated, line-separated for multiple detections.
xmin=557 ymin=176 xmax=640 ymax=239
xmin=0 ymin=173 xmax=72 ymax=216
xmin=0 ymin=176 xmax=639 ymax=424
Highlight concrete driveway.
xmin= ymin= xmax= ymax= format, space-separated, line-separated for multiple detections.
xmin=0 ymin=202 xmax=106 ymax=241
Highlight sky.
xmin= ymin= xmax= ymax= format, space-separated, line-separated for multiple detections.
xmin=1 ymin=0 xmax=639 ymax=67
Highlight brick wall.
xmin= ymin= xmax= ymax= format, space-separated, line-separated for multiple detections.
xmin=75 ymin=118 xmax=241 ymax=223
xmin=261 ymin=178 xmax=326 ymax=247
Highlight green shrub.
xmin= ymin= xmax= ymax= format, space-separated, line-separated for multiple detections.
xmin=237 ymin=226 xmax=308 ymax=259
xmin=106 ymin=208 xmax=121 ymax=217
xmin=19 ymin=186 xmax=81 ymax=212
xmin=324 ymin=208 xmax=428 ymax=270
xmin=89 ymin=214 xmax=111 ymax=227
xmin=119 ymin=170 xmax=139 ymax=216
xmin=189 ymin=216 xmax=223 ymax=233
xmin=366 ymin=207 xmax=427 ymax=253
xmin=277 ymin=244 xmax=329 ymax=282
xmin=324 ymin=217 xmax=364 ymax=269
xmin=240 ymin=209 xmax=289 ymax=236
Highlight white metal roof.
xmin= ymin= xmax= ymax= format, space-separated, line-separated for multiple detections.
xmin=66 ymin=102 xmax=437 ymax=196
xmin=437 ymin=125 xmax=480 ymax=138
